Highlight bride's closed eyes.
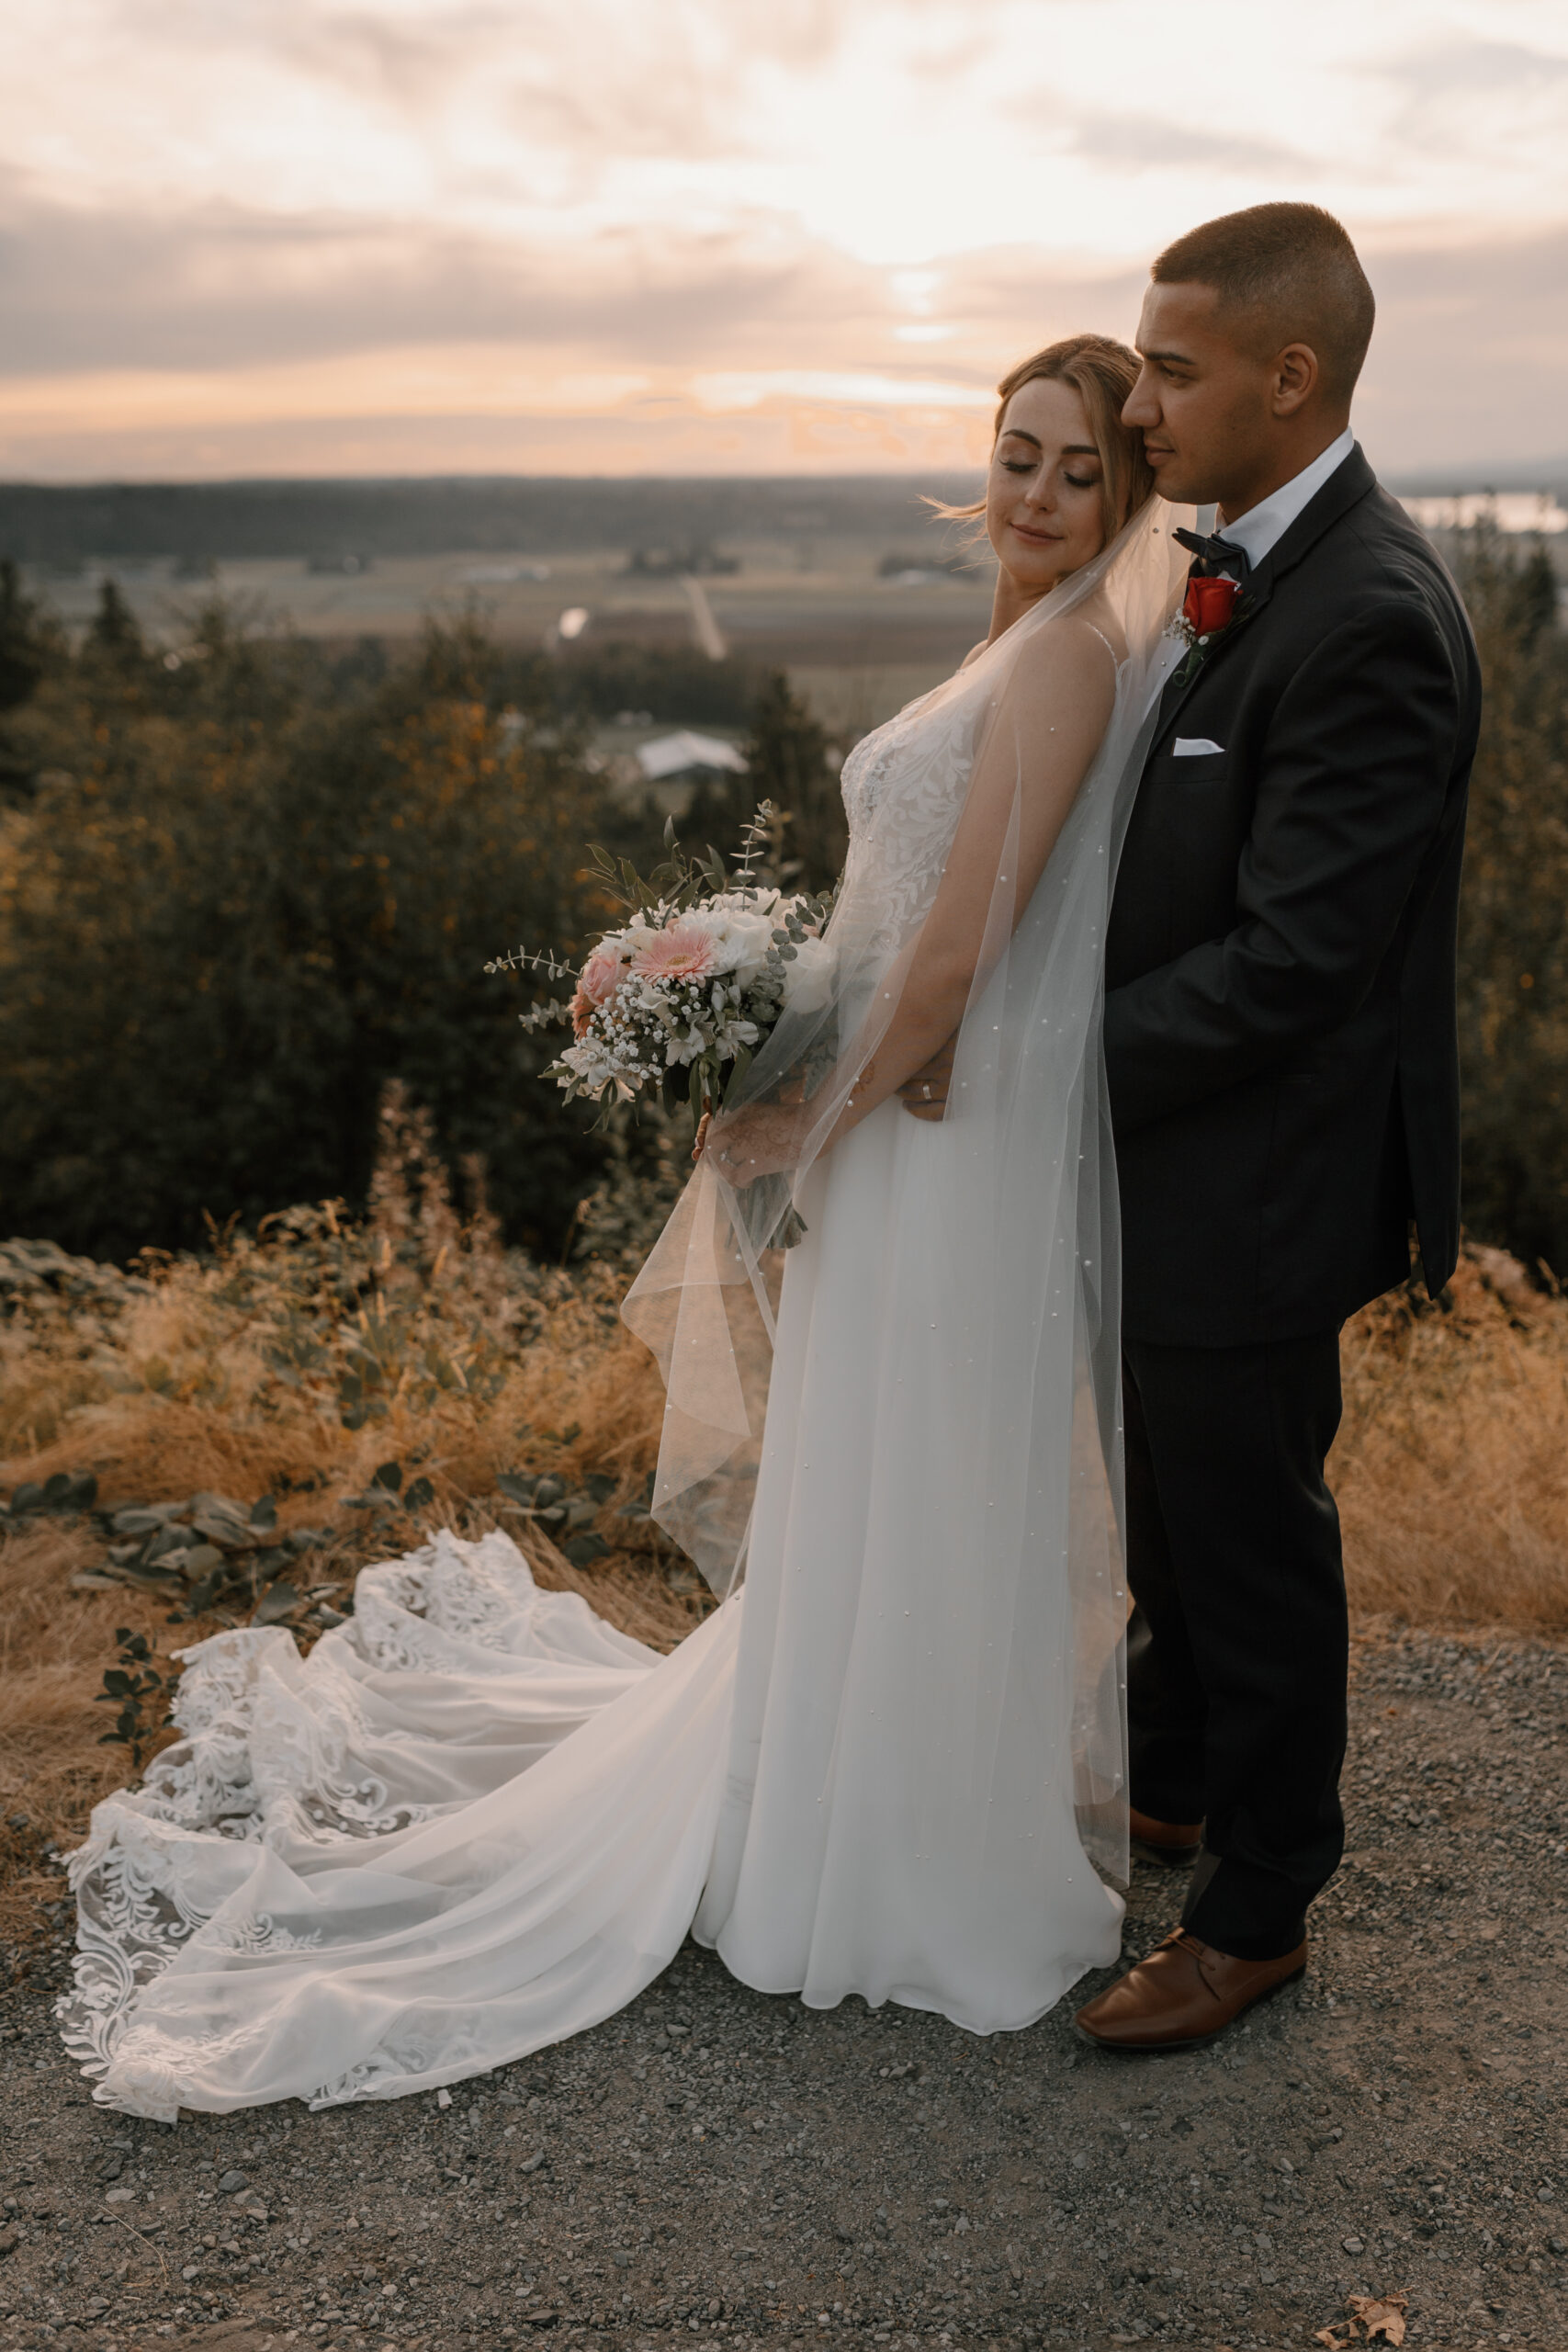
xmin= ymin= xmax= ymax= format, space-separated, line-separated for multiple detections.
xmin=998 ymin=442 xmax=1100 ymax=491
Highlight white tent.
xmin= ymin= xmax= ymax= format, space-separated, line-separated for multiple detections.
xmin=635 ymin=730 xmax=748 ymax=784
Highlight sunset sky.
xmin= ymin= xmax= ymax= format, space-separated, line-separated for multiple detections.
xmin=4 ymin=0 xmax=1566 ymax=481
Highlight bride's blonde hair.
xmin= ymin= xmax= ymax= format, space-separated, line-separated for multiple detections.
xmin=934 ymin=333 xmax=1156 ymax=545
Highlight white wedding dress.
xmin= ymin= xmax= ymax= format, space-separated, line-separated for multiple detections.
xmin=60 ymin=513 xmax=1188 ymax=2118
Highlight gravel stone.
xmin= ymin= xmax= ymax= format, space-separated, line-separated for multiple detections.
xmin=0 ymin=1624 xmax=1562 ymax=2350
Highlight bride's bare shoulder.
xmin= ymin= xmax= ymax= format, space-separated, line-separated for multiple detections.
xmin=1000 ymin=604 xmax=1123 ymax=719
xmin=1055 ymin=593 xmax=1127 ymax=668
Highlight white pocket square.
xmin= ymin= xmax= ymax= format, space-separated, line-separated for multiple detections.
xmin=1173 ymin=737 xmax=1224 ymax=757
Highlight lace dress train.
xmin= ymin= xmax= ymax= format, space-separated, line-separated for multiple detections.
xmin=59 ymin=1102 xmax=1122 ymax=2120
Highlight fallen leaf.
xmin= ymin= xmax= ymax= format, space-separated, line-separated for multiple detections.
xmin=1348 ymin=2292 xmax=1408 ymax=2346
xmin=1314 ymin=2329 xmax=1353 ymax=2348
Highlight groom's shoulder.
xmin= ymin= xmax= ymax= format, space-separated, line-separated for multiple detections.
xmin=1298 ymin=466 xmax=1467 ymax=630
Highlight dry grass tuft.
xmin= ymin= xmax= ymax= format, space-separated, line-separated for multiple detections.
xmin=1336 ymin=1244 xmax=1568 ymax=1636
xmin=0 ymin=1515 xmax=182 ymax=1941
xmin=3 ymin=1174 xmax=1565 ymax=1950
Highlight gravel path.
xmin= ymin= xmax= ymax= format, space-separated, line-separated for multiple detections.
xmin=1 ymin=1626 xmax=1562 ymax=2352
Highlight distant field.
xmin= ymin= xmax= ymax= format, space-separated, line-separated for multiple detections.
xmin=25 ymin=481 xmax=1559 ymax=738
xmin=28 ymin=528 xmax=998 ymax=732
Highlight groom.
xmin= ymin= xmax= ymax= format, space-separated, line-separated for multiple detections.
xmin=900 ymin=200 xmax=1481 ymax=2045
xmin=1072 ymin=203 xmax=1481 ymax=2045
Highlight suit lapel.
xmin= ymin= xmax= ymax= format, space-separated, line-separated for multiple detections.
xmin=1150 ymin=443 xmax=1380 ymax=747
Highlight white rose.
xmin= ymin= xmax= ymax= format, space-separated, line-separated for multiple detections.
xmin=781 ymin=933 xmax=835 ymax=1014
xmin=685 ymin=904 xmax=775 ymax=983
xmin=708 ymin=887 xmax=781 ymax=918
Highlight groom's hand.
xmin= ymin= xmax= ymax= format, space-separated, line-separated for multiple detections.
xmin=897 ymin=1038 xmax=954 ymax=1120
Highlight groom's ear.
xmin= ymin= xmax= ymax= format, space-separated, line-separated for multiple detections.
xmin=1270 ymin=342 xmax=1321 ymax=419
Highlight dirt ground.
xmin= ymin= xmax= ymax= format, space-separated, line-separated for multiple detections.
xmin=0 ymin=1624 xmax=1562 ymax=2352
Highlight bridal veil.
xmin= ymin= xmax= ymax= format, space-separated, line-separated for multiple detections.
xmin=623 ymin=500 xmax=1191 ymax=1884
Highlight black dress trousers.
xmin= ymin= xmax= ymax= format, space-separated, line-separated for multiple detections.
xmin=1122 ymin=1331 xmax=1348 ymax=1962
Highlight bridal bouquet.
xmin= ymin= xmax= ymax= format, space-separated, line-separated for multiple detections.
xmin=489 ymin=806 xmax=837 ymax=1143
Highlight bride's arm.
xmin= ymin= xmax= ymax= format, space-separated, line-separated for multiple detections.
xmin=711 ymin=623 xmax=1116 ymax=1176
xmin=829 ymin=623 xmax=1115 ymax=1137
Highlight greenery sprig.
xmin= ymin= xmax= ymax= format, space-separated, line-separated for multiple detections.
xmin=95 ymin=1628 xmax=171 ymax=1772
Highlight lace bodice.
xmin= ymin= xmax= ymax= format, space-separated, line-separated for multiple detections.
xmin=835 ymin=620 xmax=1122 ymax=956
xmin=835 ymin=687 xmax=979 ymax=953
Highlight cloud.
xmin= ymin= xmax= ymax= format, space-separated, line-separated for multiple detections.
xmin=1351 ymin=223 xmax=1568 ymax=469
xmin=3 ymin=1 xmax=1567 ymax=478
xmin=6 ymin=218 xmax=1564 ymax=481
xmin=1379 ymin=35 xmax=1568 ymax=100
xmin=1051 ymin=113 xmax=1326 ymax=182
xmin=0 ymin=186 xmax=897 ymax=377
xmin=1369 ymin=34 xmax=1568 ymax=170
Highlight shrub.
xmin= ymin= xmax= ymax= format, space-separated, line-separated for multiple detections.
xmin=1454 ymin=536 xmax=1568 ymax=1274
xmin=0 ymin=610 xmax=625 ymax=1259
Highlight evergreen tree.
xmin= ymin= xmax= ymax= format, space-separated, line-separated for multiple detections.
xmin=85 ymin=577 xmax=147 ymax=670
xmin=1512 ymin=542 xmax=1562 ymax=649
xmin=0 ymin=558 xmax=56 ymax=712
xmin=731 ymin=670 xmax=849 ymax=893
xmin=1454 ymin=528 xmax=1568 ymax=1274
xmin=0 ymin=558 xmax=67 ymax=797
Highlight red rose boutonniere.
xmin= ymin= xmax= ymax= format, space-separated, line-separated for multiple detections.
xmin=1183 ymin=574 xmax=1242 ymax=636
xmin=1168 ymin=572 xmax=1247 ymax=686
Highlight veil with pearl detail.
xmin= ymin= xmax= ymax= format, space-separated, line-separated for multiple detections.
xmin=623 ymin=495 xmax=1190 ymax=1886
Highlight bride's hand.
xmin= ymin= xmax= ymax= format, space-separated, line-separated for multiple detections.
xmin=705 ymin=1102 xmax=809 ymax=1184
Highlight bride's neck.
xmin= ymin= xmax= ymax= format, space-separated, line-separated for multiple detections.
xmin=987 ymin=565 xmax=1065 ymax=643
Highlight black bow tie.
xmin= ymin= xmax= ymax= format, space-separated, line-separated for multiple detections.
xmin=1173 ymin=526 xmax=1252 ymax=581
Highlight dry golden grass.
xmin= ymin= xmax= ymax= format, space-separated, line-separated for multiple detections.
xmin=1336 ymin=1244 xmax=1568 ymax=1635
xmin=0 ymin=1513 xmax=177 ymax=1941
xmin=3 ymin=1169 xmax=1565 ymax=1949
xmin=0 ymin=1144 xmax=704 ymax=1938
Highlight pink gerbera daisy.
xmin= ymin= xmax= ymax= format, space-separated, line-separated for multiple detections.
xmin=629 ymin=918 xmax=717 ymax=984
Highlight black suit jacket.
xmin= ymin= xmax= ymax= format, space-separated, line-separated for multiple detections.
xmin=1104 ymin=445 xmax=1482 ymax=1346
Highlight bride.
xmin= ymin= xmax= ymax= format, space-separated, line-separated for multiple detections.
xmin=60 ymin=336 xmax=1190 ymax=2118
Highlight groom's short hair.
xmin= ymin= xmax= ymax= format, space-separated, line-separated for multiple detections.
xmin=1153 ymin=203 xmax=1375 ymax=403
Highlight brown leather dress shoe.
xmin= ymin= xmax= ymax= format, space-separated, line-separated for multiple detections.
xmin=1128 ymin=1806 xmax=1203 ymax=1867
xmin=1075 ymin=1929 xmax=1308 ymax=2050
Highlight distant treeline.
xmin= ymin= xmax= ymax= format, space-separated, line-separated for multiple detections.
xmin=0 ymin=475 xmax=985 ymax=567
xmin=5 ymin=466 xmax=1564 ymax=571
